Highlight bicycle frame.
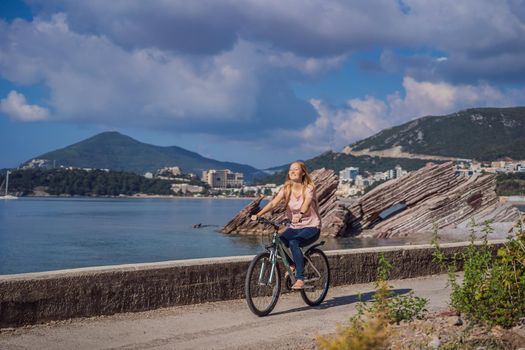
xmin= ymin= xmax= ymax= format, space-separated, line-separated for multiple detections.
xmin=258 ymin=230 xmax=295 ymax=285
xmin=259 ymin=228 xmax=323 ymax=287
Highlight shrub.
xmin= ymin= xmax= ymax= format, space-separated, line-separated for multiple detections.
xmin=433 ymin=218 xmax=525 ymax=328
xmin=368 ymin=254 xmax=428 ymax=324
xmin=316 ymin=312 xmax=390 ymax=350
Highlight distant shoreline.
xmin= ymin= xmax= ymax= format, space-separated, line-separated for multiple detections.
xmin=22 ymin=194 xmax=263 ymax=200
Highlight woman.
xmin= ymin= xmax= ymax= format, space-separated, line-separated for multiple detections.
xmin=251 ymin=161 xmax=321 ymax=290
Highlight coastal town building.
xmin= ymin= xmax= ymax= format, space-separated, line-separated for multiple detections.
xmin=157 ymin=166 xmax=182 ymax=176
xmin=171 ymin=183 xmax=204 ymax=195
xmin=202 ymin=169 xmax=244 ymax=188
xmin=491 ymin=161 xmax=506 ymax=169
xmin=335 ymin=182 xmax=363 ymax=197
xmin=395 ymin=165 xmax=403 ymax=179
xmin=336 ymin=165 xmax=408 ymax=198
xmin=339 ymin=167 xmax=359 ymax=181
xmin=22 ymin=158 xmax=52 ymax=169
xmin=452 ymin=159 xmax=525 ymax=176
xmin=240 ymin=184 xmax=278 ymax=196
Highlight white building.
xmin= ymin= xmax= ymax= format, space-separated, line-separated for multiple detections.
xmin=395 ymin=165 xmax=403 ymax=179
xmin=505 ymin=163 xmax=517 ymax=173
xmin=22 ymin=158 xmax=51 ymax=169
xmin=157 ymin=166 xmax=182 ymax=177
xmin=171 ymin=183 xmax=204 ymax=194
xmin=336 ymin=182 xmax=363 ymax=197
xmin=374 ymin=172 xmax=389 ymax=181
xmin=202 ymin=169 xmax=244 ymax=188
xmin=339 ymin=167 xmax=359 ymax=181
xmin=354 ymin=175 xmax=364 ymax=188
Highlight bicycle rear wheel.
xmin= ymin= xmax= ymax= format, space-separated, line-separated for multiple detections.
xmin=301 ymin=248 xmax=330 ymax=306
xmin=245 ymin=251 xmax=281 ymax=316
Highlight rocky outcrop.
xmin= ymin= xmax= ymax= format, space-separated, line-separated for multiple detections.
xmin=223 ymin=162 xmax=521 ymax=239
xmin=348 ymin=162 xmax=522 ymax=238
xmin=222 ymin=168 xmax=351 ymax=237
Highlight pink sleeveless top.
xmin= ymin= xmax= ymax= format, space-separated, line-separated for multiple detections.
xmin=282 ymin=186 xmax=321 ymax=229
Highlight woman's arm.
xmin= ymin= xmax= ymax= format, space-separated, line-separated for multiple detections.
xmin=251 ymin=188 xmax=284 ymax=220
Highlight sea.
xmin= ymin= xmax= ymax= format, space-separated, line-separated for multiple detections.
xmin=1 ymin=197 xmax=523 ymax=275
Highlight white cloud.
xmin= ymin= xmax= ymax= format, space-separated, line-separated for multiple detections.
xmin=0 ymin=15 xmax=258 ymax=124
xmin=289 ymin=77 xmax=525 ymax=152
xmin=0 ymin=91 xmax=49 ymax=122
xmin=0 ymin=15 xmax=330 ymax=131
xmin=388 ymin=77 xmax=515 ymax=122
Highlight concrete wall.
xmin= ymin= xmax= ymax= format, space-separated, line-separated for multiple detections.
xmin=0 ymin=240 xmax=504 ymax=328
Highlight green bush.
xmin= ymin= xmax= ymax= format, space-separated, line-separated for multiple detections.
xmin=370 ymin=254 xmax=429 ymax=325
xmin=433 ymin=218 xmax=525 ymax=328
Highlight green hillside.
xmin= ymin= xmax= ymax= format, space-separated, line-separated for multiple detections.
xmin=349 ymin=107 xmax=525 ymax=160
xmin=24 ymin=132 xmax=264 ymax=181
xmin=1 ymin=168 xmax=175 ymax=196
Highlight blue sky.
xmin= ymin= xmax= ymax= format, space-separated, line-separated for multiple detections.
xmin=1 ymin=0 xmax=525 ymax=169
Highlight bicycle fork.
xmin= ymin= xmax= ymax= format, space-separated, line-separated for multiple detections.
xmin=258 ymin=248 xmax=277 ymax=286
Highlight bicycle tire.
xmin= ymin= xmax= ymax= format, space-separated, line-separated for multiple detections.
xmin=245 ymin=251 xmax=281 ymax=316
xmin=300 ymin=248 xmax=330 ymax=306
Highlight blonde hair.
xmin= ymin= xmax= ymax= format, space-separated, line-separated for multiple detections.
xmin=283 ymin=161 xmax=315 ymax=207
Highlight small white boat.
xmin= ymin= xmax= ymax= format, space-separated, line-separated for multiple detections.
xmin=1 ymin=170 xmax=18 ymax=200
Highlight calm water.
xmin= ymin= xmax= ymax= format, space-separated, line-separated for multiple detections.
xmin=5 ymin=198 xmax=521 ymax=275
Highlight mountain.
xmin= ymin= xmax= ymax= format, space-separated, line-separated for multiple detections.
xmin=24 ymin=132 xmax=265 ymax=181
xmin=255 ymin=107 xmax=525 ymax=184
xmin=345 ymin=107 xmax=525 ymax=161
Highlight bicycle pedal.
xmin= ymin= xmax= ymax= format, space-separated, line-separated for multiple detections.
xmin=302 ymin=285 xmax=315 ymax=290
xmin=303 ymin=278 xmax=318 ymax=283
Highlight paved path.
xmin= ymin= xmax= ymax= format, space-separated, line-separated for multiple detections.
xmin=0 ymin=274 xmax=452 ymax=350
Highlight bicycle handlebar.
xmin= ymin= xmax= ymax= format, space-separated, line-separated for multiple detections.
xmin=255 ymin=217 xmax=290 ymax=229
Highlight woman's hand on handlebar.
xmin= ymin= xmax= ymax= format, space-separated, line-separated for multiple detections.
xmin=250 ymin=214 xmax=259 ymax=221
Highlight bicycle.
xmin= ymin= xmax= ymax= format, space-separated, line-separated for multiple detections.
xmin=245 ymin=217 xmax=331 ymax=316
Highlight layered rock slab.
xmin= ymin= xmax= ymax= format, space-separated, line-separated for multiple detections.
xmin=348 ymin=162 xmax=521 ymax=238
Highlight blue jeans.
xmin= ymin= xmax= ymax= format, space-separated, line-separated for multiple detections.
xmin=280 ymin=227 xmax=320 ymax=280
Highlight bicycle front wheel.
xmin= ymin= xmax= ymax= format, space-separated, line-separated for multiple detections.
xmin=245 ymin=251 xmax=281 ymax=316
xmin=301 ymin=248 xmax=330 ymax=306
